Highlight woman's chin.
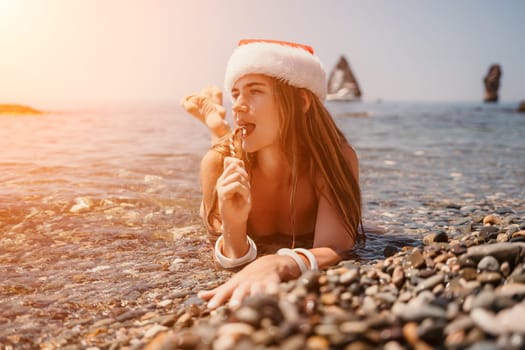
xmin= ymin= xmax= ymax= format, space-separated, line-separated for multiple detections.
xmin=242 ymin=141 xmax=257 ymax=153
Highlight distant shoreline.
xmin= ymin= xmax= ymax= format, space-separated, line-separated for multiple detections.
xmin=0 ymin=104 xmax=43 ymax=115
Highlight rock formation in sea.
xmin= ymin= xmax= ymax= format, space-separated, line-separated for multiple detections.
xmin=518 ymin=100 xmax=525 ymax=113
xmin=0 ymin=104 xmax=42 ymax=115
xmin=483 ymin=64 xmax=502 ymax=103
xmin=326 ymin=56 xmax=362 ymax=102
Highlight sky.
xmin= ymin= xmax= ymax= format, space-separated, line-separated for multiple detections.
xmin=0 ymin=0 xmax=524 ymax=105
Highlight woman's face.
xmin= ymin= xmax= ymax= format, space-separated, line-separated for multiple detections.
xmin=231 ymin=74 xmax=280 ymax=153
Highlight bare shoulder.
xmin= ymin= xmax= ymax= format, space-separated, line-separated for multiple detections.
xmin=341 ymin=142 xmax=358 ymax=163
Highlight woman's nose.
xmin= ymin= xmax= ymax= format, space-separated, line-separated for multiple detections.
xmin=232 ymin=96 xmax=248 ymax=113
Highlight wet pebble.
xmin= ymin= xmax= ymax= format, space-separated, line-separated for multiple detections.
xmin=477 ymin=271 xmax=502 ymax=284
xmin=477 ymin=255 xmax=500 ymax=272
xmin=407 ymin=250 xmax=426 ymax=269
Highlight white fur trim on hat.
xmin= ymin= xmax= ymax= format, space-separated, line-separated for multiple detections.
xmin=224 ymin=41 xmax=327 ymax=100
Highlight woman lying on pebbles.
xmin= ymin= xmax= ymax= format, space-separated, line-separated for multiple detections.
xmin=181 ymin=39 xmax=363 ymax=310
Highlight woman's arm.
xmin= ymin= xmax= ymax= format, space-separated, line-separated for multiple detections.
xmin=201 ymin=150 xmax=253 ymax=260
xmin=309 ymin=143 xmax=359 ymax=266
xmin=199 ymin=149 xmax=224 ymax=234
xmin=215 ymin=157 xmax=252 ymax=258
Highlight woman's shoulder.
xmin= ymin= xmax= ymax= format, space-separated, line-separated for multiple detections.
xmin=341 ymin=142 xmax=358 ymax=164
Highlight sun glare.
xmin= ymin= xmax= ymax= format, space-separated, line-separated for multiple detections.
xmin=0 ymin=0 xmax=15 ymax=13
xmin=0 ymin=0 xmax=20 ymax=28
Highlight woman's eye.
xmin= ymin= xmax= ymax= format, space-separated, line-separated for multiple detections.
xmin=250 ymin=89 xmax=261 ymax=95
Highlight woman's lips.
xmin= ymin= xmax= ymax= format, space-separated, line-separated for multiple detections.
xmin=241 ymin=123 xmax=256 ymax=137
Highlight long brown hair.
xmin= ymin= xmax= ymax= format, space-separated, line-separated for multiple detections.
xmin=205 ymin=77 xmax=363 ymax=243
xmin=273 ymin=79 xmax=363 ymax=243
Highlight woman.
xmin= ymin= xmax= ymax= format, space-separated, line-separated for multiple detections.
xmin=182 ymin=39 xmax=363 ymax=309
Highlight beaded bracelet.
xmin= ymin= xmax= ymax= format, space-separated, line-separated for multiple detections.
xmin=214 ymin=235 xmax=257 ymax=269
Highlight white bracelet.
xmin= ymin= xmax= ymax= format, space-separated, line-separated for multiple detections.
xmin=277 ymin=248 xmax=308 ymax=274
xmin=214 ymin=235 xmax=257 ymax=269
xmin=293 ymin=248 xmax=319 ymax=271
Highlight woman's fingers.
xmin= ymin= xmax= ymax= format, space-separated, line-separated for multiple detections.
xmin=198 ymin=273 xmax=253 ymax=310
xmin=223 ymin=156 xmax=245 ymax=169
xmin=200 ymin=278 xmax=279 ymax=311
xmin=205 ymin=282 xmax=236 ymax=310
xmin=218 ymin=182 xmax=251 ymax=203
xmin=197 ymin=288 xmax=216 ymax=301
xmin=264 ymin=281 xmax=280 ymax=295
xmin=218 ymin=171 xmax=250 ymax=189
xmin=198 ymin=257 xmax=285 ymax=311
xmin=218 ymin=158 xmax=248 ymax=185
xmin=249 ymin=281 xmax=264 ymax=296
xmin=222 ymin=157 xmax=248 ymax=175
xmin=217 ymin=176 xmax=251 ymax=196
xmin=216 ymin=158 xmax=251 ymax=204
xmin=229 ymin=283 xmax=251 ymax=309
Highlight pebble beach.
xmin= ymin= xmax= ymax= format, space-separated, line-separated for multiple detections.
xmin=1 ymin=101 xmax=524 ymax=349
xmin=146 ymin=204 xmax=525 ymax=350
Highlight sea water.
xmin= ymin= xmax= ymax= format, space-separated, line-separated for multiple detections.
xmin=331 ymin=101 xmax=525 ymax=207
xmin=1 ymin=101 xmax=524 ymax=259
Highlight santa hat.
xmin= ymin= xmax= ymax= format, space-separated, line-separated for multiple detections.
xmin=224 ymin=39 xmax=327 ymax=101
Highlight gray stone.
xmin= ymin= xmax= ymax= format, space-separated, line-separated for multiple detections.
xmin=444 ymin=315 xmax=475 ymax=334
xmin=470 ymin=289 xmax=496 ymax=310
xmin=470 ymin=308 xmax=504 ymax=336
xmin=477 ymin=256 xmax=500 ymax=272
xmin=392 ymin=301 xmax=446 ymax=321
xmin=465 ymin=341 xmax=500 ymax=350
xmin=495 ymin=303 xmax=525 ymax=333
xmin=339 ymin=269 xmax=359 ymax=285
xmin=464 ymin=242 xmax=525 ymax=264
xmin=416 ymin=273 xmax=444 ymax=292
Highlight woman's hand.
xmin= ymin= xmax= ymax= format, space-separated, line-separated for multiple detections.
xmin=216 ymin=157 xmax=251 ymax=230
xmin=198 ymin=255 xmax=287 ymax=309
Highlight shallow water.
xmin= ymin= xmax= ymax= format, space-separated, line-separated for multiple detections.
xmin=1 ymin=101 xmax=524 ymax=259
xmin=330 ymin=101 xmax=525 ymax=233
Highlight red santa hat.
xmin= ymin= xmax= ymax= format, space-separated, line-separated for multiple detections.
xmin=224 ymin=39 xmax=327 ymax=100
